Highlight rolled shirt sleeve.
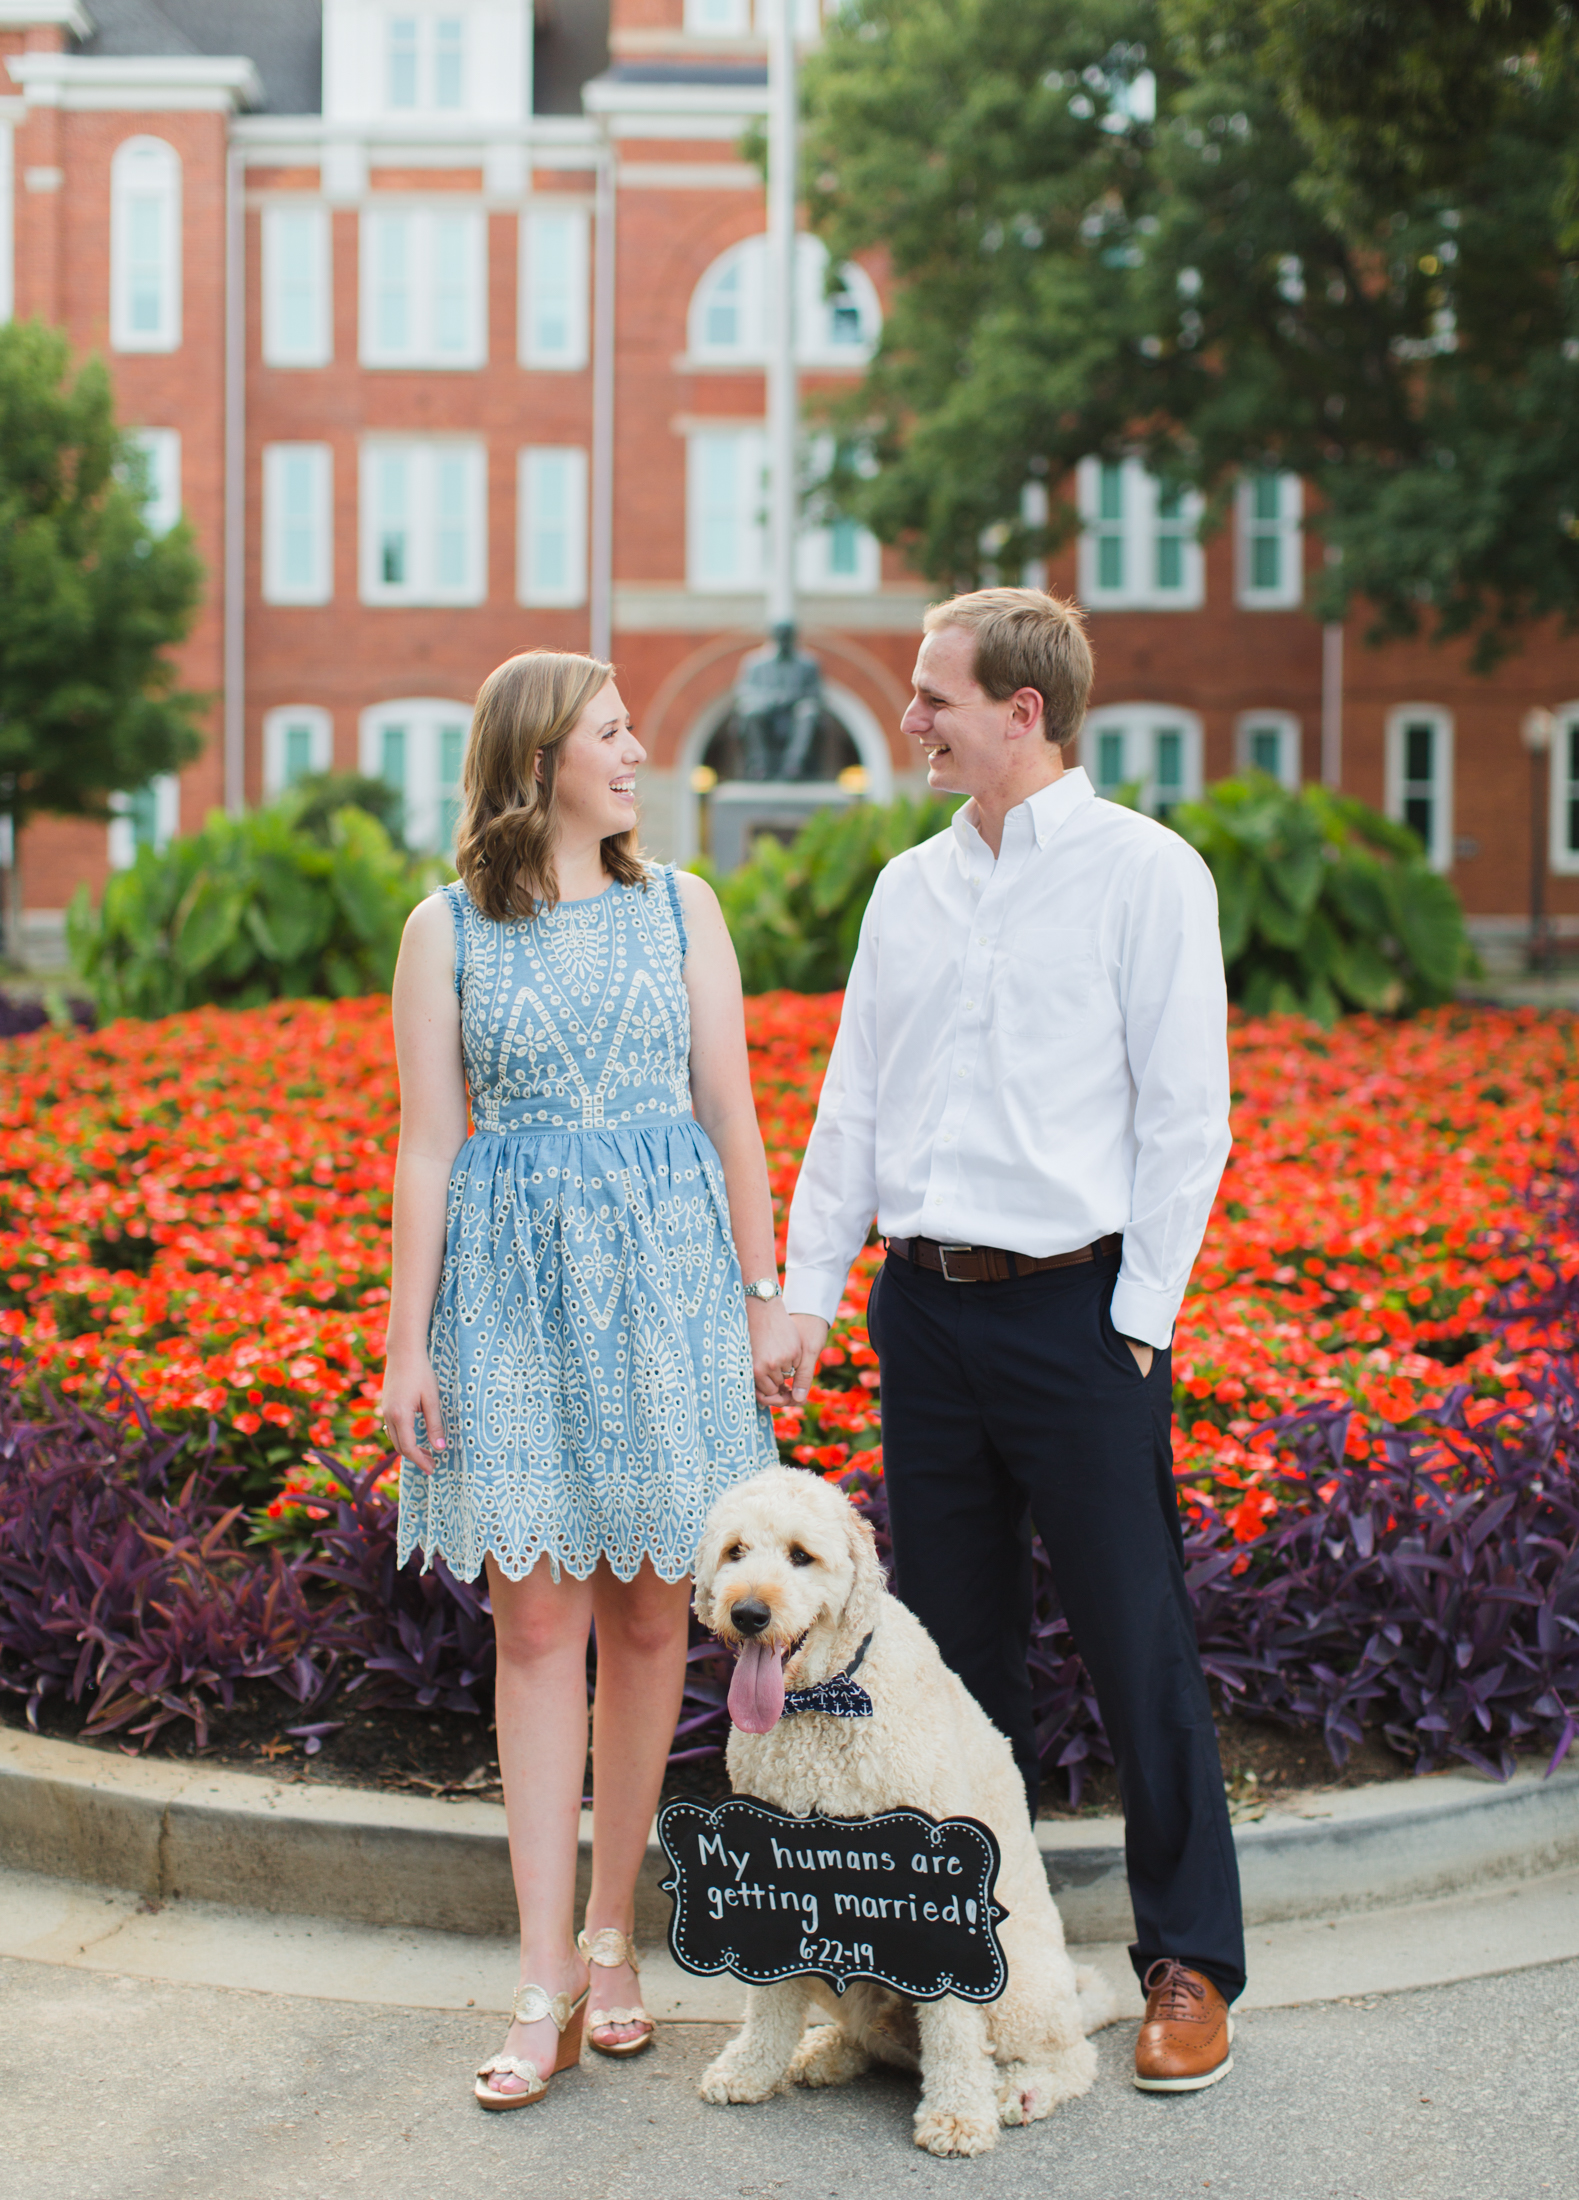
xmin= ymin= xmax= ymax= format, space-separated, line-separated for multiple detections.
xmin=1109 ymin=839 xmax=1233 ymax=1349
xmin=783 ymin=881 xmax=884 ymax=1326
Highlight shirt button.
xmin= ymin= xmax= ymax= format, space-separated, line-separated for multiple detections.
xmin=978 ymin=935 xmax=989 ymax=945
xmin=964 ymin=999 xmax=975 ymax=1010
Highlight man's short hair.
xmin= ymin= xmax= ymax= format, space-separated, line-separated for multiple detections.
xmin=922 ymin=586 xmax=1094 ymax=747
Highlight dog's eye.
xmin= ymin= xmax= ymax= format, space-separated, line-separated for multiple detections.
xmin=723 ymin=1542 xmax=745 ymax=1563
xmin=788 ymin=1546 xmax=816 ymax=1568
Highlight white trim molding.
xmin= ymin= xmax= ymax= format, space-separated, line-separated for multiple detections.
xmin=7 ymin=54 xmax=261 ymax=112
xmin=1234 ymin=709 xmax=1302 ymax=790
xmin=0 ymin=1 xmax=93 ymax=32
xmin=1551 ymin=701 xmax=1579 ymax=876
xmin=1384 ymin=703 xmax=1455 ymax=871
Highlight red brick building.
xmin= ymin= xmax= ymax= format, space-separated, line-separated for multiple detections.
xmin=2 ymin=0 xmax=1576 ymax=967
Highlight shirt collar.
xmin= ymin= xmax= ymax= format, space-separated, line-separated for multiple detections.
xmin=951 ymin=765 xmax=1096 ymax=861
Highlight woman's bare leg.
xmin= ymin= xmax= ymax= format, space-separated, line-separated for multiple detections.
xmin=486 ymin=1553 xmax=595 ymax=2093
xmin=583 ymin=1560 xmax=693 ymax=2043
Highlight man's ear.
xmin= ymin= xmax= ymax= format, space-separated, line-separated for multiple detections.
xmin=1007 ymin=685 xmax=1044 ymax=741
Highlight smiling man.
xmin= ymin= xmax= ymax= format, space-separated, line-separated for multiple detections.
xmin=782 ymin=586 xmax=1244 ymax=2092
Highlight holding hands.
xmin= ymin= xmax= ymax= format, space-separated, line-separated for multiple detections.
xmin=745 ymin=1298 xmax=826 ymax=1407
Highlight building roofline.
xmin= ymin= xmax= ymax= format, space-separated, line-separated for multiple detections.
xmin=7 ymin=50 xmax=260 ymax=111
xmin=0 ymin=1 xmax=93 ymax=34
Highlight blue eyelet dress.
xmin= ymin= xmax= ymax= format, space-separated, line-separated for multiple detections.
xmin=397 ymin=867 xmax=778 ymax=1584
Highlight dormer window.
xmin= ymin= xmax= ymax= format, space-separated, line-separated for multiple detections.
xmin=385 ymin=11 xmax=466 ymax=115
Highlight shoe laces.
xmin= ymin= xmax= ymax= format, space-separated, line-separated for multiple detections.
xmin=1142 ymin=1959 xmax=1206 ymax=2023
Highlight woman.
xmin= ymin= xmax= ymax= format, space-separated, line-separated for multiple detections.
xmin=380 ymin=650 xmax=803 ymax=2108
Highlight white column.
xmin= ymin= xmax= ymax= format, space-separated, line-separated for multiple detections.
xmin=765 ymin=0 xmax=798 ymax=631
xmin=224 ymin=136 xmax=246 ymax=815
xmin=589 ymin=142 xmax=617 ymax=663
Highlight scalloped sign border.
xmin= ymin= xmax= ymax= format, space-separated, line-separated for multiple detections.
xmin=657 ymin=1795 xmax=1009 ymax=2002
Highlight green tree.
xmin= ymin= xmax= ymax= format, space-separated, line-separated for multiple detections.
xmin=802 ymin=1 xmax=1579 ymax=666
xmin=0 ymin=320 xmax=205 ymax=951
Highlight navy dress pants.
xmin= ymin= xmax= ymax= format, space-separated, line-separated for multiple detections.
xmin=866 ymin=1246 xmax=1247 ymax=2002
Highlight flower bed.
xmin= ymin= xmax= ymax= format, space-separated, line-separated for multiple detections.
xmin=2 ymin=997 xmax=1577 ymax=1784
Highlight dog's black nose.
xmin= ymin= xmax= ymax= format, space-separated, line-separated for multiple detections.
xmin=731 ymin=1597 xmax=771 ymax=1638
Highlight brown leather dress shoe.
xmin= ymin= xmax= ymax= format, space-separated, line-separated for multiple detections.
xmin=1133 ymin=1959 xmax=1235 ymax=2092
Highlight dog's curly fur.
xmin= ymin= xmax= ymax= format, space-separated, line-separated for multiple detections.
xmin=692 ymin=1467 xmax=1117 ymax=2158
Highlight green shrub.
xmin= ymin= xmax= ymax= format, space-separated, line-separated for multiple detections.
xmin=703 ymin=776 xmax=1472 ymax=1020
xmin=1168 ymin=774 xmax=1474 ymax=1023
xmin=697 ymin=791 xmax=963 ymax=992
xmin=68 ymin=800 xmax=448 ymax=1021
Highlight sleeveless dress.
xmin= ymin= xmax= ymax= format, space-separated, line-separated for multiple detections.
xmin=397 ymin=867 xmax=778 ymax=1584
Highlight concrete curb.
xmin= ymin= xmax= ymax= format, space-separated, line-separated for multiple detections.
xmin=2 ymin=1727 xmax=1576 ymax=1947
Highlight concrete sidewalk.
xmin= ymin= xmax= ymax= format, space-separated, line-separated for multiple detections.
xmin=2 ymin=1950 xmax=1573 ymax=2200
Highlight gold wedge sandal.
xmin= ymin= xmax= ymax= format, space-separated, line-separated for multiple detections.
xmin=577 ymin=1927 xmax=655 ymax=2056
xmin=474 ymin=1980 xmax=589 ymax=2110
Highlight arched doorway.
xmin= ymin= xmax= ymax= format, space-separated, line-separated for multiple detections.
xmin=676 ymin=674 xmax=894 ymax=870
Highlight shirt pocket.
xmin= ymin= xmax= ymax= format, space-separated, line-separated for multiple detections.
xmin=996 ymin=923 xmax=1099 ymax=1041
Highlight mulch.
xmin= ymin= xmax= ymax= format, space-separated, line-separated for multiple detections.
xmin=2 ymin=1683 xmax=1415 ymax=1820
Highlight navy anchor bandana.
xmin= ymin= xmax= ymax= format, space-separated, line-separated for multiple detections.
xmin=781 ymin=1630 xmax=875 ymax=1720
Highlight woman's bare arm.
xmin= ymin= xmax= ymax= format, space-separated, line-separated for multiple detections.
xmin=676 ymin=870 xmax=812 ymax=1406
xmin=381 ymin=894 xmax=469 ymax=1472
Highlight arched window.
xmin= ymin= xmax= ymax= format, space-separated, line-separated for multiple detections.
xmin=1234 ymin=710 xmax=1302 ymax=790
xmin=359 ymin=698 xmax=471 ymax=852
xmin=264 ymin=706 xmax=335 ymax=799
xmin=687 ymin=234 xmax=881 ymax=367
xmin=111 ymin=137 xmax=181 ymax=353
xmin=1080 ymin=704 xmax=1203 ymax=820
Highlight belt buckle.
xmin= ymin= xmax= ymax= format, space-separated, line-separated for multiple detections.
xmin=936 ymin=1243 xmax=977 ymax=1284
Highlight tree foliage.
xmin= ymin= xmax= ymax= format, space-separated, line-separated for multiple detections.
xmin=0 ymin=321 xmax=206 ymax=849
xmin=802 ymin=0 xmax=1579 ymax=665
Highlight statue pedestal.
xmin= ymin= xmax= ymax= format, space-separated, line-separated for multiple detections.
xmin=706 ymin=779 xmax=861 ymax=873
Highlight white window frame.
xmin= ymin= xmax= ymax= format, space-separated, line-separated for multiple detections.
xmin=686 ymin=234 xmax=881 ymax=368
xmin=384 ymin=11 xmax=468 ymax=114
xmin=1235 ymin=471 xmax=1304 ymax=609
xmin=519 ymin=203 xmax=590 ymax=370
xmin=687 ymin=427 xmax=769 ymax=591
xmin=108 ymin=773 xmax=180 ymax=870
xmin=263 ymin=706 xmax=334 ymax=799
xmin=359 ymin=204 xmax=488 ymax=369
xmin=686 ymin=0 xmax=751 ymax=29
xmin=358 ymin=698 xmax=471 ymax=853
xmin=1234 ymin=710 xmax=1302 ymax=791
xmin=262 ymin=202 xmax=332 ymax=367
xmin=517 ymin=446 xmax=589 ymax=608
xmin=1081 ymin=704 xmax=1204 ymax=818
xmin=0 ymin=121 xmax=13 ymax=327
xmin=127 ymin=428 xmax=182 ymax=536
xmin=263 ymin=443 xmax=335 ymax=605
xmin=1384 ymin=704 xmax=1455 ymax=871
xmin=1550 ymin=702 xmax=1579 ymax=876
xmin=359 ymin=437 xmax=487 ymax=607
xmin=1076 ymin=457 xmax=1205 ymax=610
xmin=110 ymin=136 xmax=182 ymax=354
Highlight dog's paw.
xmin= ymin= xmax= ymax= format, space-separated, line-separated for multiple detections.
xmin=997 ymin=2044 xmax=1097 ymax=2124
xmin=698 ymin=2051 xmax=781 ymax=2105
xmin=913 ymin=2107 xmax=999 ymax=2158
xmin=1074 ymin=1963 xmax=1121 ymax=2034
xmin=788 ymin=2025 xmax=869 ymax=2091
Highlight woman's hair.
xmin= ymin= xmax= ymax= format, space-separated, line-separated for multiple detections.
xmin=454 ymin=650 xmax=646 ymax=922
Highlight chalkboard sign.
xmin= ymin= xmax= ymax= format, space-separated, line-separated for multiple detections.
xmin=657 ymin=1796 xmax=1008 ymax=2002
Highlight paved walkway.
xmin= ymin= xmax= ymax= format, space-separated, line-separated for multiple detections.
xmin=3 ymin=1952 xmax=1573 ymax=2200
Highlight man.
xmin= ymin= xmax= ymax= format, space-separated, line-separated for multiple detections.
xmin=782 ymin=587 xmax=1244 ymax=2092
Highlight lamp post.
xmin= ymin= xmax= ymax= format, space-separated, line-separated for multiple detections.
xmin=1520 ymin=707 xmax=1554 ymax=977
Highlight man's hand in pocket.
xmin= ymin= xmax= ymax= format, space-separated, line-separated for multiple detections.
xmin=1124 ymin=1337 xmax=1154 ymax=1379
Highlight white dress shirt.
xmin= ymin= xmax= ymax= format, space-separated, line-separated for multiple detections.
xmin=783 ymin=767 xmax=1231 ymax=1349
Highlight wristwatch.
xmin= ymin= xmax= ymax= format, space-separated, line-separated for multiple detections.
xmin=742 ymin=1276 xmax=782 ymax=1301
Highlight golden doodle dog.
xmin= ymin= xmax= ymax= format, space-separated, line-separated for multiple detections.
xmin=692 ymin=1466 xmax=1116 ymax=2158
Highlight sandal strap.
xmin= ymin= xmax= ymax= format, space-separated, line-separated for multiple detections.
xmin=578 ymin=1927 xmax=640 ymax=1974
xmin=509 ymin=1981 xmax=585 ymax=2031
xmin=477 ymin=2054 xmax=545 ymax=2093
xmin=589 ymin=2004 xmax=651 ymax=2029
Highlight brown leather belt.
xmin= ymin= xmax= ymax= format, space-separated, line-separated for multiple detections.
xmin=883 ymin=1232 xmax=1123 ymax=1284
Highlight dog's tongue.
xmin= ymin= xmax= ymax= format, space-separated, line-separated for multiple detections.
xmin=728 ymin=1639 xmax=787 ymax=1733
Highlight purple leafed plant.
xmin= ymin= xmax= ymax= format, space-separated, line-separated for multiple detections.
xmin=0 ymin=1348 xmax=339 ymax=1747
